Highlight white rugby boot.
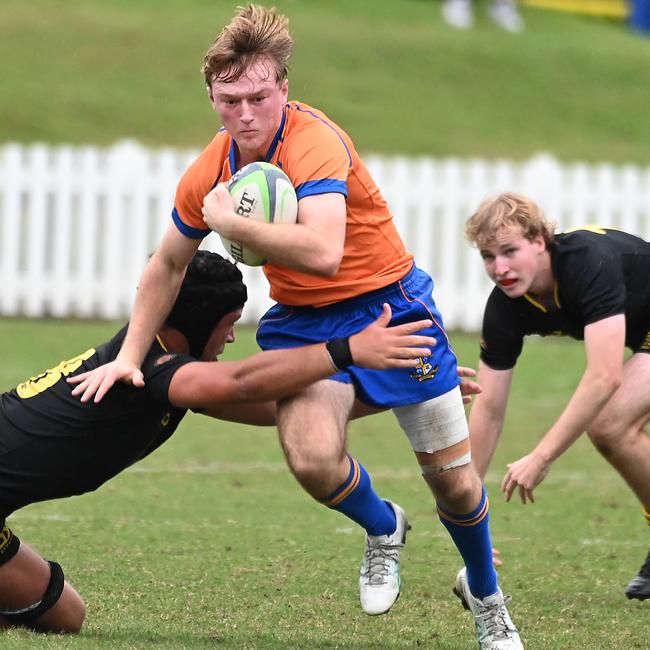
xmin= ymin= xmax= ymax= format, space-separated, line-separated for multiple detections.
xmin=442 ymin=0 xmax=474 ymax=30
xmin=359 ymin=501 xmax=410 ymax=615
xmin=453 ymin=567 xmax=523 ymax=649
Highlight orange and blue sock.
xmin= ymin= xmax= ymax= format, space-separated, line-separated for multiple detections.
xmin=437 ymin=486 xmax=497 ymax=599
xmin=322 ymin=455 xmax=396 ymax=536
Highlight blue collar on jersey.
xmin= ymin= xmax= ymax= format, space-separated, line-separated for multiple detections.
xmin=228 ymin=105 xmax=288 ymax=173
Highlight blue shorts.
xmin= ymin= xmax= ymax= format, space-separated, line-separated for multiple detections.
xmin=256 ymin=265 xmax=460 ymax=408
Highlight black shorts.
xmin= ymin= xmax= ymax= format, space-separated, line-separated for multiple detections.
xmin=0 ymin=407 xmax=180 ymax=522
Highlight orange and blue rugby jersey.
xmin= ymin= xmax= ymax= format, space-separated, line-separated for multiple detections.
xmin=172 ymin=101 xmax=413 ymax=307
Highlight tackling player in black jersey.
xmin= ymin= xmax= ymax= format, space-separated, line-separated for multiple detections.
xmin=0 ymin=250 xmax=440 ymax=634
xmin=464 ymin=192 xmax=650 ymax=602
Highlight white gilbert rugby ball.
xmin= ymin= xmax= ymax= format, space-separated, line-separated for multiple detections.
xmin=220 ymin=162 xmax=298 ymax=266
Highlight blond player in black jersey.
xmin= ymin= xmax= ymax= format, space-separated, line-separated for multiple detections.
xmin=465 ymin=192 xmax=650 ymax=601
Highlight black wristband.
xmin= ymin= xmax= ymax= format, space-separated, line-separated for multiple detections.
xmin=326 ymin=337 xmax=354 ymax=371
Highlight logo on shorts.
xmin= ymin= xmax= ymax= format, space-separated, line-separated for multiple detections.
xmin=0 ymin=527 xmax=13 ymax=554
xmin=409 ymin=357 xmax=438 ymax=382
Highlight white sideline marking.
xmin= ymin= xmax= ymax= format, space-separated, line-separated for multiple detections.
xmin=124 ymin=463 xmax=603 ymax=485
xmin=580 ymin=538 xmax=640 ymax=547
xmin=10 ymin=514 xmax=74 ymax=522
xmin=334 ymin=527 xmax=355 ymax=535
xmin=127 ymin=461 xmax=289 ymax=474
xmin=9 ymin=513 xmax=642 ymax=549
xmin=126 ymin=462 xmax=423 ymax=479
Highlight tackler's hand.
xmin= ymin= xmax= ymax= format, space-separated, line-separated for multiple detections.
xmin=349 ymin=304 xmax=436 ymax=370
xmin=458 ymin=366 xmax=482 ymax=405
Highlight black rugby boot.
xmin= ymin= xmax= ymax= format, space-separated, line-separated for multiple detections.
xmin=625 ymin=548 xmax=650 ymax=600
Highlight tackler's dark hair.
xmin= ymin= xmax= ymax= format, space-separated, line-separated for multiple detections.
xmin=166 ymin=250 xmax=247 ymax=358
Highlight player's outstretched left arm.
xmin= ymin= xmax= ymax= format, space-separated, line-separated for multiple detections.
xmin=501 ymin=314 xmax=625 ymax=504
xmin=168 ymin=304 xmax=435 ymax=409
xmin=207 ymin=364 xmax=482 ymax=426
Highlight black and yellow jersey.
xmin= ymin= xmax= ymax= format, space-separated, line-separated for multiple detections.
xmin=0 ymin=326 xmax=194 ymax=520
xmin=480 ymin=228 xmax=650 ymax=370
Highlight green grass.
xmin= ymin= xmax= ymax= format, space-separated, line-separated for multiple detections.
xmin=3 ymin=1 xmax=649 ymax=645
xmin=2 ymin=1 xmax=650 ymax=163
xmin=1 ymin=319 xmax=648 ymax=648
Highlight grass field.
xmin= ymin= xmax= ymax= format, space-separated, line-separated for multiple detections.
xmin=2 ymin=1 xmax=649 ymax=647
xmin=0 ymin=318 xmax=648 ymax=648
xmin=2 ymin=0 xmax=650 ymax=163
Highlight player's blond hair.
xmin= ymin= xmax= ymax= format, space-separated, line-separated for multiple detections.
xmin=202 ymin=4 xmax=293 ymax=85
xmin=465 ymin=192 xmax=555 ymax=249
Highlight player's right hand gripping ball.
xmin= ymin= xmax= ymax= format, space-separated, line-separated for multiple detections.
xmin=220 ymin=162 xmax=298 ymax=266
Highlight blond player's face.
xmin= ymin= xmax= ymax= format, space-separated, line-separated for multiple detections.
xmin=200 ymin=309 xmax=242 ymax=360
xmin=479 ymin=227 xmax=547 ymax=298
xmin=208 ymin=59 xmax=288 ymax=163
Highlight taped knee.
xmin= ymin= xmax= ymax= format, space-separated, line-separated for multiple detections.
xmin=393 ymin=387 xmax=471 ymax=474
xmin=0 ymin=526 xmax=20 ymax=567
xmin=0 ymin=560 xmax=65 ymax=627
xmin=419 ymin=439 xmax=472 ymax=475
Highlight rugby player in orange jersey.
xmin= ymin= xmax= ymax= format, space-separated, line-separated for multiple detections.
xmin=70 ymin=6 xmax=521 ymax=647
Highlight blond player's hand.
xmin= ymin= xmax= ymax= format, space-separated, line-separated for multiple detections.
xmin=501 ymin=450 xmax=551 ymax=504
xmin=67 ymin=358 xmax=145 ymax=403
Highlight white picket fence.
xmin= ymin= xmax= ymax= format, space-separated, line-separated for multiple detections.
xmin=2 ymin=140 xmax=650 ymax=330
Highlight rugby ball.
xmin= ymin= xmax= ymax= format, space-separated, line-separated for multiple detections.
xmin=220 ymin=162 xmax=298 ymax=266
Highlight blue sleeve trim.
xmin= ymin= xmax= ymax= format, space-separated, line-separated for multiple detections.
xmin=228 ymin=143 xmax=237 ymax=178
xmin=295 ymin=179 xmax=348 ymax=200
xmin=172 ymin=207 xmax=210 ymax=239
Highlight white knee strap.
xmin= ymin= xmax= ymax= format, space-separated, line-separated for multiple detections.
xmin=393 ymin=386 xmax=471 ymax=473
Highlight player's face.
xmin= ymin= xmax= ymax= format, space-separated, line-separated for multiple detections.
xmin=479 ymin=227 xmax=547 ymax=298
xmin=208 ymin=59 xmax=288 ymax=165
xmin=200 ymin=309 xmax=243 ymax=360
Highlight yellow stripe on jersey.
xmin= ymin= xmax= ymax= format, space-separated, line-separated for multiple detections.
xmin=17 ymin=348 xmax=96 ymax=399
xmin=564 ymin=225 xmax=609 ymax=235
xmin=523 ymin=282 xmax=561 ymax=313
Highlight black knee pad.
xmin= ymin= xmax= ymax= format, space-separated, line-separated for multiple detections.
xmin=0 ymin=560 xmax=65 ymax=627
xmin=0 ymin=526 xmax=20 ymax=567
